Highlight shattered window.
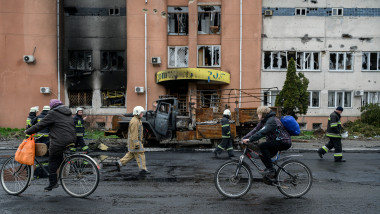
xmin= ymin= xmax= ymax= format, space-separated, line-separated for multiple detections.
xmin=102 ymin=90 xmax=125 ymax=107
xmin=263 ymin=90 xmax=279 ymax=107
xmin=329 ymin=52 xmax=353 ymax=71
xmin=328 ymin=91 xmax=352 ymax=108
xmin=101 ymin=51 xmax=125 ymax=71
xmin=363 ymin=92 xmax=380 ymax=105
xmin=168 ymin=46 xmax=188 ymax=68
xmin=362 ymin=52 xmax=380 ymax=71
xmin=295 ymin=52 xmax=320 ymax=71
xmin=198 ymin=6 xmax=221 ymax=34
xmin=308 ymin=91 xmax=320 ymax=108
xmin=69 ymin=51 xmax=92 ymax=71
xmin=199 ymin=90 xmax=220 ymax=112
xmin=198 ymin=45 xmax=220 ymax=67
xmin=68 ymin=91 xmax=92 ymax=107
xmin=168 ymin=7 xmax=188 ymax=35
xmin=263 ymin=51 xmax=287 ymax=70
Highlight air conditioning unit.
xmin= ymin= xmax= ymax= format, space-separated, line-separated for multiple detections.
xmin=151 ymin=57 xmax=161 ymax=64
xmin=135 ymin=87 xmax=144 ymax=94
xmin=40 ymin=87 xmax=51 ymax=94
xmin=264 ymin=10 xmax=273 ymax=16
xmin=354 ymin=90 xmax=364 ymax=96
xmin=23 ymin=55 xmax=35 ymax=63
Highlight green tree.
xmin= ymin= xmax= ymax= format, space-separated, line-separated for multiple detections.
xmin=275 ymin=58 xmax=310 ymax=120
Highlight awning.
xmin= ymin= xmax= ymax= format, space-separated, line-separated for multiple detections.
xmin=156 ymin=68 xmax=230 ymax=84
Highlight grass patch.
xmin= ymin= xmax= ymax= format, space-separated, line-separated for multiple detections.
xmin=84 ymin=129 xmax=119 ymax=140
xmin=291 ymin=130 xmax=316 ymax=140
xmin=0 ymin=128 xmax=26 ymax=139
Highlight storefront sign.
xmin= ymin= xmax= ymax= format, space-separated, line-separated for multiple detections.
xmin=156 ymin=68 xmax=230 ymax=84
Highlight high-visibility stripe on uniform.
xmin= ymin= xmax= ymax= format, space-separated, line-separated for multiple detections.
xmin=227 ymin=147 xmax=233 ymax=151
xmin=218 ymin=145 xmax=225 ymax=150
xmin=322 ymin=146 xmax=329 ymax=153
xmin=222 ymin=124 xmax=230 ymax=127
xmin=82 ymin=146 xmax=89 ymax=151
xmin=222 ymin=135 xmax=230 ymax=138
xmin=76 ymin=133 xmax=84 ymax=136
xmin=326 ymin=133 xmax=342 ymax=138
xmin=334 ymin=153 xmax=343 ymax=157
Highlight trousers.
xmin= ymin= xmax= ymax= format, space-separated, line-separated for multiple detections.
xmin=258 ymin=140 xmax=291 ymax=169
xmin=120 ymin=152 xmax=147 ymax=170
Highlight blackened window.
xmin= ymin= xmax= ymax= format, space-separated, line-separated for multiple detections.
xmin=69 ymin=51 xmax=92 ymax=71
xmin=168 ymin=7 xmax=188 ymax=35
xmin=101 ymin=51 xmax=125 ymax=71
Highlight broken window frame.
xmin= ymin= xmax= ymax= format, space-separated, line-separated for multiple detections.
xmin=263 ymin=90 xmax=279 ymax=107
xmin=328 ymin=91 xmax=352 ymax=108
xmin=167 ymin=7 xmax=189 ymax=35
xmin=199 ymin=90 xmax=220 ymax=112
xmin=68 ymin=50 xmax=92 ymax=72
xmin=263 ymin=51 xmax=288 ymax=71
xmin=362 ymin=91 xmax=380 ymax=106
xmin=332 ymin=8 xmax=343 ymax=16
xmin=308 ymin=91 xmax=320 ymax=108
xmin=197 ymin=45 xmax=221 ymax=67
xmin=329 ymin=52 xmax=353 ymax=71
xmin=295 ymin=8 xmax=307 ymax=16
xmin=362 ymin=52 xmax=380 ymax=71
xmin=263 ymin=51 xmax=320 ymax=71
xmin=198 ymin=5 xmax=221 ymax=35
xmin=296 ymin=52 xmax=320 ymax=71
xmin=100 ymin=51 xmax=125 ymax=71
xmin=168 ymin=46 xmax=189 ymax=68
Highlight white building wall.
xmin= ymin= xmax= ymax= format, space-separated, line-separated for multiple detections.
xmin=262 ymin=0 xmax=380 ymax=128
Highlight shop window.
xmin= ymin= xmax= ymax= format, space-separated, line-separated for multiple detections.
xmin=295 ymin=8 xmax=307 ymax=16
xmin=198 ymin=5 xmax=221 ymax=34
xmin=168 ymin=46 xmax=188 ymax=68
xmin=362 ymin=52 xmax=380 ymax=71
xmin=332 ymin=8 xmax=343 ymax=16
xmin=329 ymin=52 xmax=353 ymax=71
xmin=168 ymin=7 xmax=188 ymax=35
xmin=263 ymin=90 xmax=279 ymax=107
xmin=69 ymin=51 xmax=92 ymax=72
xmin=328 ymin=91 xmax=352 ymax=108
xmin=308 ymin=91 xmax=320 ymax=108
xmin=101 ymin=51 xmax=125 ymax=71
xmin=198 ymin=45 xmax=220 ymax=67
xmin=102 ymin=90 xmax=125 ymax=107
xmin=69 ymin=91 xmax=92 ymax=107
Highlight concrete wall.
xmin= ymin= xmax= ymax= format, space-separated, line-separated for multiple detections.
xmin=0 ymin=0 xmax=60 ymax=128
xmin=262 ymin=0 xmax=380 ymax=130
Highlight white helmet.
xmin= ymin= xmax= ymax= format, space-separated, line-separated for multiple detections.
xmin=133 ymin=106 xmax=145 ymax=116
xmin=30 ymin=106 xmax=39 ymax=113
xmin=223 ymin=109 xmax=231 ymax=116
xmin=76 ymin=107 xmax=84 ymax=114
xmin=43 ymin=106 xmax=50 ymax=111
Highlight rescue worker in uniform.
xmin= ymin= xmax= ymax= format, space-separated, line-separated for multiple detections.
xmin=116 ymin=106 xmax=150 ymax=174
xmin=318 ymin=106 xmax=346 ymax=162
xmin=25 ymin=99 xmax=76 ymax=191
xmin=32 ymin=106 xmax=50 ymax=146
xmin=72 ymin=107 xmax=89 ymax=153
xmin=213 ymin=109 xmax=235 ymax=158
xmin=26 ymin=106 xmax=39 ymax=137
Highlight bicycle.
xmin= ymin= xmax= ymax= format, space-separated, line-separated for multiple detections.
xmin=1 ymin=139 xmax=100 ymax=198
xmin=214 ymin=143 xmax=312 ymax=198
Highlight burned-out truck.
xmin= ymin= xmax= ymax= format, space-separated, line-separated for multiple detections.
xmin=105 ymin=89 xmax=280 ymax=145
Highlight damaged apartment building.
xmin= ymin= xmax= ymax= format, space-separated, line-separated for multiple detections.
xmin=261 ymin=0 xmax=380 ymax=130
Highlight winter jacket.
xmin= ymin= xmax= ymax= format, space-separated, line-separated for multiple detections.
xmin=31 ymin=110 xmax=50 ymax=136
xmin=243 ymin=111 xmax=291 ymax=144
xmin=326 ymin=111 xmax=342 ymax=138
xmin=221 ymin=115 xmax=231 ymax=139
xmin=73 ymin=114 xmax=85 ymax=136
xmin=127 ymin=116 xmax=144 ymax=152
xmin=25 ymin=105 xmax=76 ymax=152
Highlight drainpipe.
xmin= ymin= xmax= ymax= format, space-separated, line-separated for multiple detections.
xmin=145 ymin=13 xmax=148 ymax=110
xmin=239 ymin=0 xmax=242 ymax=107
xmin=57 ymin=0 xmax=60 ymax=100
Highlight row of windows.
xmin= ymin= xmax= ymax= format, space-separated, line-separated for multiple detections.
xmin=295 ymin=8 xmax=344 ymax=16
xmin=168 ymin=45 xmax=220 ymax=68
xmin=263 ymin=91 xmax=380 ymax=108
xmin=168 ymin=6 xmax=221 ymax=35
xmin=68 ymin=51 xmax=125 ymax=72
xmin=263 ymin=51 xmax=380 ymax=72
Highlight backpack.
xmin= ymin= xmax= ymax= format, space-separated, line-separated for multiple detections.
xmin=280 ymin=116 xmax=300 ymax=136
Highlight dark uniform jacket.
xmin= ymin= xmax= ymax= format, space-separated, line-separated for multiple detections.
xmin=26 ymin=112 xmax=37 ymax=129
xmin=243 ymin=111 xmax=291 ymax=144
xmin=25 ymin=105 xmax=76 ymax=152
xmin=32 ymin=110 xmax=50 ymax=136
xmin=326 ymin=111 xmax=342 ymax=138
xmin=73 ymin=114 xmax=85 ymax=137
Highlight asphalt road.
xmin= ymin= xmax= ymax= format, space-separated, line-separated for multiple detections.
xmin=1 ymin=150 xmax=380 ymax=214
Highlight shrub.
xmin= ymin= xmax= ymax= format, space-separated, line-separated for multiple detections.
xmin=360 ymin=104 xmax=380 ymax=128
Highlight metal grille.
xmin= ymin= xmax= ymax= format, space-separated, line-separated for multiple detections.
xmin=68 ymin=91 xmax=92 ymax=107
xmin=168 ymin=46 xmax=188 ymax=67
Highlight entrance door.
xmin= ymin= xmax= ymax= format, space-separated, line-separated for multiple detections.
xmin=154 ymin=102 xmax=172 ymax=136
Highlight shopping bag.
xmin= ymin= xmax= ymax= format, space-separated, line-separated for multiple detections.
xmin=15 ymin=135 xmax=36 ymax=165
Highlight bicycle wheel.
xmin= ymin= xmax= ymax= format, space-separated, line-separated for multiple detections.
xmin=276 ymin=160 xmax=313 ymax=198
xmin=214 ymin=160 xmax=252 ymax=198
xmin=0 ymin=156 xmax=32 ymax=195
xmin=59 ymin=155 xmax=99 ymax=198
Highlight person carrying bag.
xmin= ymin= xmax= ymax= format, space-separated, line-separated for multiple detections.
xmin=15 ymin=135 xmax=36 ymax=166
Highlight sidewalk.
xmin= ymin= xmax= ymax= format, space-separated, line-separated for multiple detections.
xmin=1 ymin=138 xmax=380 ymax=153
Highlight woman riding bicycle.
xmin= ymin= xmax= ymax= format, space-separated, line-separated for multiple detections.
xmin=25 ymin=99 xmax=76 ymax=191
xmin=242 ymin=106 xmax=291 ymax=176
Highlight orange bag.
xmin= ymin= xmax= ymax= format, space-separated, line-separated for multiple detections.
xmin=15 ymin=135 xmax=36 ymax=165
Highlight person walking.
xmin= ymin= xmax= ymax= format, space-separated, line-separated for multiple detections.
xmin=213 ymin=109 xmax=234 ymax=158
xmin=26 ymin=106 xmax=39 ymax=137
xmin=72 ymin=107 xmax=89 ymax=153
xmin=25 ymin=99 xmax=76 ymax=191
xmin=32 ymin=106 xmax=50 ymax=146
xmin=317 ymin=106 xmax=346 ymax=162
xmin=116 ymin=106 xmax=150 ymax=175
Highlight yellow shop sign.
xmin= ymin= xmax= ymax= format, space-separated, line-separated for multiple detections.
xmin=156 ymin=68 xmax=230 ymax=84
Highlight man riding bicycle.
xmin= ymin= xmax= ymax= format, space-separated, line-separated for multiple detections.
xmin=242 ymin=106 xmax=291 ymax=176
xmin=25 ymin=99 xmax=76 ymax=191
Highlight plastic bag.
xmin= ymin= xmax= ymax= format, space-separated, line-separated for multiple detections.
xmin=15 ymin=135 xmax=35 ymax=165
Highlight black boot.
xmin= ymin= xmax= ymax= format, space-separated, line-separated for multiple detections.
xmin=44 ymin=173 xmax=59 ymax=191
xmin=317 ymin=148 xmax=325 ymax=159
